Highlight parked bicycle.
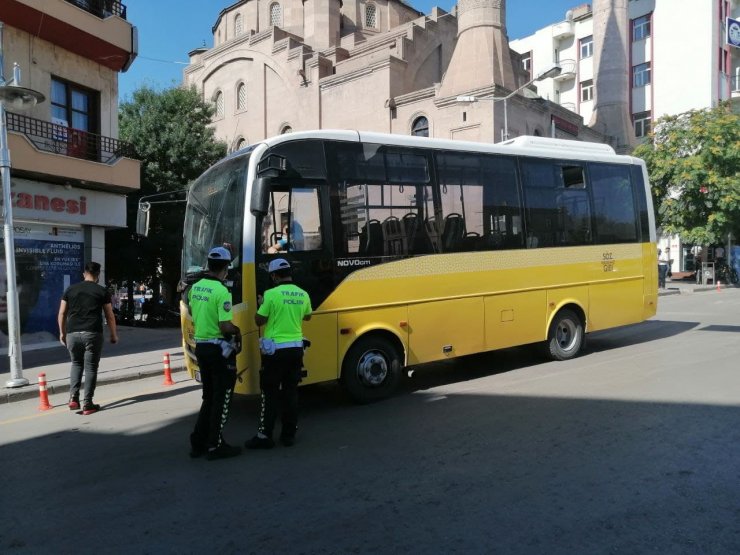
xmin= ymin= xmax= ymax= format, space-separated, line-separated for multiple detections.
xmin=715 ymin=261 xmax=739 ymax=285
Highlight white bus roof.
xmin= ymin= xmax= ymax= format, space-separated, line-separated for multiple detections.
xmin=258 ymin=129 xmax=631 ymax=164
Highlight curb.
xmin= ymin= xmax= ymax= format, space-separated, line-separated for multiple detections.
xmin=660 ymin=284 xmax=733 ymax=295
xmin=1 ymin=364 xmax=187 ymax=405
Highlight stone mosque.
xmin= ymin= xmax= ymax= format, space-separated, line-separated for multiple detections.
xmin=184 ymin=0 xmax=632 ymax=151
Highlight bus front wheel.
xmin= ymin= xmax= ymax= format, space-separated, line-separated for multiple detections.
xmin=341 ymin=336 xmax=403 ymax=403
xmin=546 ymin=309 xmax=584 ymax=361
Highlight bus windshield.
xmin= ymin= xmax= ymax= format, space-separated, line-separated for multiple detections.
xmin=181 ymin=154 xmax=249 ymax=281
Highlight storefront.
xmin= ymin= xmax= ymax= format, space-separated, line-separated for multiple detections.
xmin=1 ymin=178 xmax=126 ymax=352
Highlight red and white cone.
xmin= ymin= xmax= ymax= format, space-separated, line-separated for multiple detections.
xmin=38 ymin=373 xmax=52 ymax=411
xmin=717 ymin=280 xmax=721 ymax=292
xmin=162 ymin=352 xmax=175 ymax=386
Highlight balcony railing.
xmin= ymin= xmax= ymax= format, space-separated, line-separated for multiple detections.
xmin=63 ymin=0 xmax=127 ymax=20
xmin=6 ymin=111 xmax=136 ymax=163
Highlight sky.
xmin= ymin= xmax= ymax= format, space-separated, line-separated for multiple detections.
xmin=119 ymin=0 xmax=590 ymax=101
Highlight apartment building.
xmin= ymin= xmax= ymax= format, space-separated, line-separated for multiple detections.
xmin=511 ymin=0 xmax=740 ymax=273
xmin=511 ymin=0 xmax=740 ymax=136
xmin=0 ymin=0 xmax=139 ymax=350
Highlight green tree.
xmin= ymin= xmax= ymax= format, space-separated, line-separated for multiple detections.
xmin=107 ymin=86 xmax=226 ymax=305
xmin=633 ymin=102 xmax=740 ymax=245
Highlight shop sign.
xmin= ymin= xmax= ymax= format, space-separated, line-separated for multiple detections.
xmin=2 ymin=178 xmax=126 ymax=228
xmin=0 ymin=223 xmax=84 ymax=351
xmin=727 ymin=17 xmax=740 ymax=48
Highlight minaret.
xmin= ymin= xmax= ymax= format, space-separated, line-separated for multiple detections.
xmin=589 ymin=0 xmax=635 ymax=152
xmin=438 ymin=0 xmax=518 ymax=97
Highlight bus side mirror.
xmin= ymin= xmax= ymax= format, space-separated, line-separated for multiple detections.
xmin=136 ymin=201 xmax=151 ymax=236
xmin=250 ymin=177 xmax=270 ymax=216
xmin=252 ymin=154 xmax=287 ymax=215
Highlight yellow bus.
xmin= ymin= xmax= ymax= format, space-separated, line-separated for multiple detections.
xmin=180 ymin=131 xmax=657 ymax=402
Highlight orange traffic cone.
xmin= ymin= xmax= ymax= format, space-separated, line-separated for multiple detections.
xmin=163 ymin=352 xmax=175 ymax=386
xmin=717 ymin=280 xmax=722 ymax=293
xmin=38 ymin=373 xmax=52 ymax=411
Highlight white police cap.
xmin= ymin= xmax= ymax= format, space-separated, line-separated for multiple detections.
xmin=207 ymin=246 xmax=232 ymax=261
xmin=268 ymin=258 xmax=291 ymax=273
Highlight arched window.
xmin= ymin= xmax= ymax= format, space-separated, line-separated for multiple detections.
xmin=411 ymin=116 xmax=429 ymax=137
xmin=365 ymin=3 xmax=377 ymax=28
xmin=270 ymin=3 xmax=282 ymax=27
xmin=281 ymin=125 xmax=293 ymax=134
xmin=213 ymin=91 xmax=224 ymax=119
xmin=236 ymin=83 xmax=247 ymax=111
xmin=235 ymin=14 xmax=243 ymax=36
xmin=236 ymin=138 xmax=247 ymax=150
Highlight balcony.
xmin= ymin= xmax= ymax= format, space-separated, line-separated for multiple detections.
xmin=553 ymin=60 xmax=576 ymax=82
xmin=552 ymin=20 xmax=575 ymax=40
xmin=1 ymin=0 xmax=137 ymax=71
xmin=7 ymin=111 xmax=140 ymax=192
xmin=63 ymin=0 xmax=127 ymax=19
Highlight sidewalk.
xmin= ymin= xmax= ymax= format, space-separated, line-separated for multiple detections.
xmin=658 ymin=278 xmax=733 ymax=296
xmin=1 ymin=325 xmax=187 ymax=404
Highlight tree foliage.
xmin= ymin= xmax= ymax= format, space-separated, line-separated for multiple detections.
xmin=633 ymin=102 xmax=740 ymax=245
xmin=107 ymin=86 xmax=226 ymax=302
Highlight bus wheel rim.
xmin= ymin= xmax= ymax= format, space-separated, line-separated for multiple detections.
xmin=557 ymin=319 xmax=578 ymax=351
xmin=357 ymin=350 xmax=388 ymax=387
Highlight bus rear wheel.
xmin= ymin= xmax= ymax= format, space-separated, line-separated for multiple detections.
xmin=546 ymin=309 xmax=584 ymax=361
xmin=341 ymin=335 xmax=403 ymax=403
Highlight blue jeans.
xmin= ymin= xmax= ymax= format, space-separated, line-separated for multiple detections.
xmin=67 ymin=331 xmax=104 ymax=403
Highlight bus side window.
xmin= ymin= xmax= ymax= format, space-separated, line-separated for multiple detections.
xmin=435 ymin=151 xmax=523 ymax=253
xmin=590 ymin=163 xmax=638 ymax=244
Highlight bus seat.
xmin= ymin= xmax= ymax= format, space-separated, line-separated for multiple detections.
xmin=462 ymin=232 xmax=481 ymax=251
xmin=359 ymin=219 xmax=383 ymax=256
xmin=382 ymin=216 xmax=406 ymax=255
xmin=442 ymin=213 xmax=465 ymax=251
xmin=425 ymin=217 xmax=441 ymax=253
xmin=402 ymin=213 xmax=420 ymax=253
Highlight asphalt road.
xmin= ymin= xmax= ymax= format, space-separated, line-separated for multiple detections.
xmin=1 ymin=290 xmax=739 ymax=554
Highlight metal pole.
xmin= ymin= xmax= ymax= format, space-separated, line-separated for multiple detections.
xmin=0 ymin=104 xmax=27 ymax=388
xmin=0 ymin=23 xmax=28 ymax=387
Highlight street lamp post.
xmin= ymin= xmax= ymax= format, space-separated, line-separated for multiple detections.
xmin=457 ymin=64 xmax=562 ymax=142
xmin=1 ymin=22 xmax=46 ymax=388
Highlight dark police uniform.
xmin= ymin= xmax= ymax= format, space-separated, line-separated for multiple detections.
xmin=255 ymin=280 xmax=312 ymax=444
xmin=189 ymin=276 xmax=236 ymax=454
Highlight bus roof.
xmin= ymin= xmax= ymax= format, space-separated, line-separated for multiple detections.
xmin=257 ymin=129 xmax=633 ymax=164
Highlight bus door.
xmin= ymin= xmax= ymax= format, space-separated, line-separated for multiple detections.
xmin=253 ymin=142 xmax=339 ymax=384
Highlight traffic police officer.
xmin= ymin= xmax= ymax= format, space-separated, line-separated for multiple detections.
xmin=246 ymin=258 xmax=312 ymax=448
xmin=188 ymin=246 xmax=242 ymax=460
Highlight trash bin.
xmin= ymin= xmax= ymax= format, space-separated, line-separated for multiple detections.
xmin=658 ymin=263 xmax=669 ymax=288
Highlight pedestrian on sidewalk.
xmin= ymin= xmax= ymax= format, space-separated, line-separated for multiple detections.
xmin=188 ymin=246 xmax=242 ymax=461
xmin=58 ymin=262 xmax=119 ymax=415
xmin=246 ymin=258 xmax=312 ymax=449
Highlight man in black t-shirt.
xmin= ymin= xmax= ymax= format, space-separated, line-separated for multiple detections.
xmin=58 ymin=262 xmax=119 ymax=415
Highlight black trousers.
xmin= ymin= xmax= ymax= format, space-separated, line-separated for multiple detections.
xmin=258 ymin=347 xmax=303 ymax=439
xmin=192 ymin=343 xmax=236 ymax=449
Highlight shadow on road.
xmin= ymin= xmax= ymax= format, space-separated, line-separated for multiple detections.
xmin=2 ymin=386 xmax=739 ymax=554
xmin=103 ymin=384 xmax=201 ymax=411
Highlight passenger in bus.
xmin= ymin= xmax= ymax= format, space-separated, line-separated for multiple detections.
xmin=267 ymin=221 xmax=304 ymax=253
xmin=246 ymin=258 xmax=312 ymax=449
